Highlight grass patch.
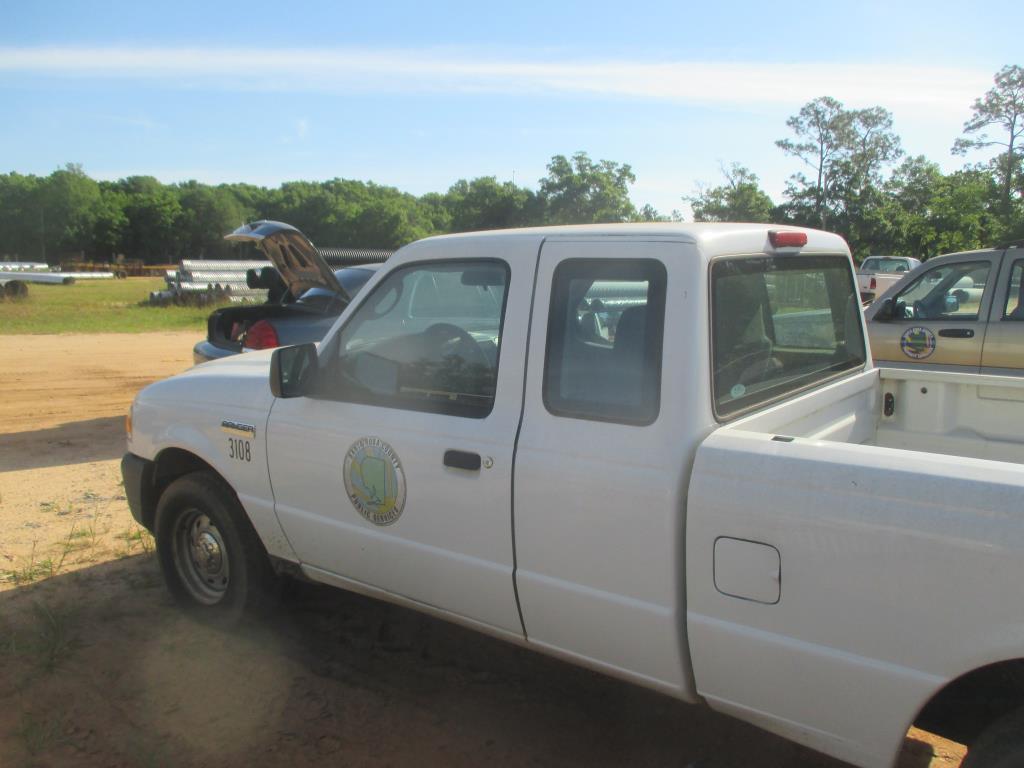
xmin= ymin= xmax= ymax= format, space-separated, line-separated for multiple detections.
xmin=1 ymin=542 xmax=61 ymax=586
xmin=16 ymin=710 xmax=69 ymax=756
xmin=66 ymin=520 xmax=99 ymax=553
xmin=29 ymin=601 xmax=78 ymax=672
xmin=0 ymin=277 xmax=228 ymax=334
xmin=114 ymin=525 xmax=154 ymax=558
xmin=1 ymin=524 xmax=89 ymax=585
xmin=0 ymin=601 xmax=79 ymax=673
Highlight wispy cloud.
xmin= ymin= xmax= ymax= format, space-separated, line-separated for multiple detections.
xmin=0 ymin=46 xmax=990 ymax=117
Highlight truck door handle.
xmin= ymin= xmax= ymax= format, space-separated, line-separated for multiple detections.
xmin=443 ymin=450 xmax=481 ymax=471
xmin=938 ymin=328 xmax=975 ymax=338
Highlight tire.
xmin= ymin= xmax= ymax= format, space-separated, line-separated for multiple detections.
xmin=154 ymin=471 xmax=277 ymax=626
xmin=963 ymin=706 xmax=1024 ymax=768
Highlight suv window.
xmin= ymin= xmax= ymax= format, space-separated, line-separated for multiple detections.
xmin=712 ymin=255 xmax=866 ymax=419
xmin=1004 ymin=260 xmax=1024 ymax=320
xmin=894 ymin=261 xmax=990 ymax=321
xmin=327 ymin=261 xmax=509 ymax=418
xmin=544 ymin=259 xmax=666 ymax=425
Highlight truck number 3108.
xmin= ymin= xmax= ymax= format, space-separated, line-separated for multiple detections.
xmin=228 ymin=438 xmax=251 ymax=462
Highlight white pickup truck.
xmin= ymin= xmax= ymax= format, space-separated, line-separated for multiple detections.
xmin=857 ymin=255 xmax=921 ymax=303
xmin=122 ymin=222 xmax=1024 ymax=768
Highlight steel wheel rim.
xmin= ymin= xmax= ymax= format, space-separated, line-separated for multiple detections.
xmin=172 ymin=508 xmax=230 ymax=605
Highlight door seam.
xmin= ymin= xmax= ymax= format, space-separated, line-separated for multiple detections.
xmin=510 ymin=237 xmax=545 ymax=640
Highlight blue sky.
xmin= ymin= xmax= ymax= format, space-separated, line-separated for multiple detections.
xmin=1 ymin=0 xmax=1019 ymax=218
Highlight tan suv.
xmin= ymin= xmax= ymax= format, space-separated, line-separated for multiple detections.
xmin=865 ymin=245 xmax=1024 ymax=374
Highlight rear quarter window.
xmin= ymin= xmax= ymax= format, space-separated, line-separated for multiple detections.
xmin=711 ymin=254 xmax=866 ymax=420
xmin=544 ymin=258 xmax=666 ymax=425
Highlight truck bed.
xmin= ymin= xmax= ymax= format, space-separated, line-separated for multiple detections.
xmin=728 ymin=366 xmax=1024 ymax=465
xmin=686 ymin=367 xmax=1024 ymax=767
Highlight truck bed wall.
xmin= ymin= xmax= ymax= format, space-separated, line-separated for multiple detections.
xmin=732 ymin=367 xmax=1024 ymax=465
xmin=874 ymin=368 xmax=1024 ymax=464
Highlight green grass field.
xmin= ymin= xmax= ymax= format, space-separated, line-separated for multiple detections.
xmin=0 ymin=277 xmax=228 ymax=334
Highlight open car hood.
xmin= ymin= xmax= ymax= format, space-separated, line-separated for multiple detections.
xmin=225 ymin=220 xmax=346 ymax=299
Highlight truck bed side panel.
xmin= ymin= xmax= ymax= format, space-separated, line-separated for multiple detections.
xmin=686 ymin=430 xmax=1024 ymax=768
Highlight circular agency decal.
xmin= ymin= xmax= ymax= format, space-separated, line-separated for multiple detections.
xmin=343 ymin=437 xmax=407 ymax=526
xmin=900 ymin=326 xmax=937 ymax=360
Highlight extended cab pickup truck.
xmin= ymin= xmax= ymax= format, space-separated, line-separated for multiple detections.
xmin=122 ymin=222 xmax=1024 ymax=768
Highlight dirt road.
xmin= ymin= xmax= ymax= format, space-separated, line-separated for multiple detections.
xmin=0 ymin=333 xmax=965 ymax=767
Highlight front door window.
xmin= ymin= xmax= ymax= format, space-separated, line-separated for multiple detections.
xmin=894 ymin=261 xmax=990 ymax=321
xmin=325 ymin=261 xmax=510 ymax=418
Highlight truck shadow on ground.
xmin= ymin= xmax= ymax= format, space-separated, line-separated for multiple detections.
xmin=0 ymin=416 xmax=125 ymax=471
xmin=0 ymin=556 xmax=939 ymax=768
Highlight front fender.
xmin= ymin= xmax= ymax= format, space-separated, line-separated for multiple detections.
xmin=133 ymin=399 xmax=297 ymax=563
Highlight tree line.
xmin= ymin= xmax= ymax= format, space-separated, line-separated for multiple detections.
xmin=1 ymin=65 xmax=1020 ymax=265
xmin=688 ymin=65 xmax=1023 ymax=259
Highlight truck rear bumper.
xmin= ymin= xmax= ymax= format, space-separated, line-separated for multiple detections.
xmin=121 ymin=452 xmax=156 ymax=531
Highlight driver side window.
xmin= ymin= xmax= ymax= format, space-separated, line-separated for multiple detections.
xmin=894 ymin=261 xmax=990 ymax=321
xmin=327 ymin=260 xmax=510 ymax=418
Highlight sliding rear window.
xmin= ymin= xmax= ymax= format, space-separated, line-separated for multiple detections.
xmin=711 ymin=255 xmax=866 ymax=420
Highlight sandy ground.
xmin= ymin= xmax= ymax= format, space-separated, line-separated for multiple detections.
xmin=0 ymin=332 xmax=966 ymax=767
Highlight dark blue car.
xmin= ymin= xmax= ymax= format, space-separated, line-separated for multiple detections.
xmin=193 ymin=221 xmax=382 ymax=364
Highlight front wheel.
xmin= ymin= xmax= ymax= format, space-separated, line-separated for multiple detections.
xmin=154 ymin=471 xmax=277 ymax=625
xmin=962 ymin=707 xmax=1024 ymax=768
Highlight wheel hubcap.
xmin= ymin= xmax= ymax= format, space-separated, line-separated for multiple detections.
xmin=192 ymin=530 xmax=223 ymax=573
xmin=173 ymin=509 xmax=230 ymax=605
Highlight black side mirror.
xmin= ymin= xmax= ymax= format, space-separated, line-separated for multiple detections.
xmin=872 ymin=297 xmax=895 ymax=322
xmin=270 ymin=343 xmax=318 ymax=398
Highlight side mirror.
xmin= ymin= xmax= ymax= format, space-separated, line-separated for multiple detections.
xmin=872 ymin=297 xmax=895 ymax=322
xmin=270 ymin=343 xmax=318 ymax=398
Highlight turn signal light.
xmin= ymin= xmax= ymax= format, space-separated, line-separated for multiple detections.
xmin=768 ymin=230 xmax=808 ymax=248
xmin=244 ymin=320 xmax=280 ymax=350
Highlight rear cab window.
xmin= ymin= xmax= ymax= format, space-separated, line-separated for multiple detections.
xmin=711 ymin=254 xmax=866 ymax=419
xmin=862 ymin=257 xmax=914 ymax=274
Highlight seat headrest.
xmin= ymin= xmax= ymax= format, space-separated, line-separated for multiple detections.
xmin=615 ymin=306 xmax=647 ymax=353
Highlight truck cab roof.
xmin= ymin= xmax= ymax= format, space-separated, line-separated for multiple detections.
xmin=415 ymin=223 xmax=850 ymax=262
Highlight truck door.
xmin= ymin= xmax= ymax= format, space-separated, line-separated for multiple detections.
xmin=513 ymin=238 xmax=702 ymax=699
xmin=981 ymin=248 xmax=1024 ymax=374
xmin=868 ymin=252 xmax=1000 ymax=371
xmin=265 ymin=237 xmax=538 ymax=636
